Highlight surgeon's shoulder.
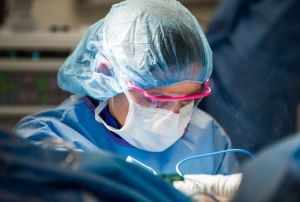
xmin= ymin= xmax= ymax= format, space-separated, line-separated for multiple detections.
xmin=190 ymin=107 xmax=228 ymax=137
xmin=22 ymin=95 xmax=86 ymax=120
xmin=191 ymin=107 xmax=218 ymax=126
xmin=13 ymin=95 xmax=90 ymax=138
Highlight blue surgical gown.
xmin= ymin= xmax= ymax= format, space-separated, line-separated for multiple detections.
xmin=14 ymin=95 xmax=240 ymax=175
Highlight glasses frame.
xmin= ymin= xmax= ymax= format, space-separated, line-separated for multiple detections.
xmin=128 ymin=80 xmax=211 ymax=102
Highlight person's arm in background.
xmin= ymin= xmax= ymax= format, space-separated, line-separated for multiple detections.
xmin=233 ymin=133 xmax=300 ymax=202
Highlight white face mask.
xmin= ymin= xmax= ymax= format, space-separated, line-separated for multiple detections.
xmin=95 ymin=100 xmax=194 ymax=152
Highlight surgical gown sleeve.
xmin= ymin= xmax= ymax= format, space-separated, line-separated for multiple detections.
xmin=13 ymin=97 xmax=102 ymax=151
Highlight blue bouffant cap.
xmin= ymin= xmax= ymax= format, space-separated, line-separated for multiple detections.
xmin=58 ymin=0 xmax=212 ymax=101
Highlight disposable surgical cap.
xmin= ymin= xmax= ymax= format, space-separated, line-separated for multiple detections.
xmin=58 ymin=0 xmax=213 ymax=101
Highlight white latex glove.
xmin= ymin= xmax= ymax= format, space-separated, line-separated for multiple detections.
xmin=173 ymin=173 xmax=242 ymax=201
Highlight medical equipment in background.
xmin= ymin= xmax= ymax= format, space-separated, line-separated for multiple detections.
xmin=0 ymin=0 xmax=84 ymax=130
xmin=0 ymin=31 xmax=83 ymax=130
xmin=4 ymin=0 xmax=36 ymax=32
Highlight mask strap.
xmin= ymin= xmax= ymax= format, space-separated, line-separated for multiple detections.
xmin=123 ymin=91 xmax=135 ymax=104
xmin=94 ymin=100 xmax=108 ymax=116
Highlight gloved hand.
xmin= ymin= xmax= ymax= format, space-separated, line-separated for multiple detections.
xmin=173 ymin=173 xmax=242 ymax=201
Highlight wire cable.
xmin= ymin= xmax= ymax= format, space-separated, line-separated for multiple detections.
xmin=176 ymin=149 xmax=255 ymax=176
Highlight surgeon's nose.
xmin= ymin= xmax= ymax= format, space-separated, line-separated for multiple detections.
xmin=170 ymin=101 xmax=187 ymax=114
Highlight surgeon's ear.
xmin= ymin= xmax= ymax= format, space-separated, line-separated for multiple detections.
xmin=96 ymin=60 xmax=113 ymax=76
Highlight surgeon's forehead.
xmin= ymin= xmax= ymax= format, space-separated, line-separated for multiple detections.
xmin=148 ymin=82 xmax=202 ymax=96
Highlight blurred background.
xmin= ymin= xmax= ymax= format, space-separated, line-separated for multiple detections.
xmin=0 ymin=0 xmax=220 ymax=131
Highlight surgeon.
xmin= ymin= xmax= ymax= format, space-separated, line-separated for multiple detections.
xmin=14 ymin=0 xmax=240 ymax=175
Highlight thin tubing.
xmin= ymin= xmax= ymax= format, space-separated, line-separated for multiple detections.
xmin=176 ymin=149 xmax=255 ymax=176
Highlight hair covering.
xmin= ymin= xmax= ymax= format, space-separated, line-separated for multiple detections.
xmin=58 ymin=0 xmax=213 ymax=101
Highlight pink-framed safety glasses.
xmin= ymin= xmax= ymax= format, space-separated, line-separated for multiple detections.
xmin=128 ymin=80 xmax=212 ymax=102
